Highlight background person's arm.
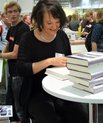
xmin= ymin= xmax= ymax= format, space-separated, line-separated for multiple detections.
xmin=0 ymin=44 xmax=19 ymax=59
xmin=92 ymin=42 xmax=97 ymax=51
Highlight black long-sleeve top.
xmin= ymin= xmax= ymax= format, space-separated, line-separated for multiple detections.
xmin=17 ymin=29 xmax=72 ymax=109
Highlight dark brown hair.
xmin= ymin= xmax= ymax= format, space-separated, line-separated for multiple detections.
xmin=31 ymin=0 xmax=66 ymax=31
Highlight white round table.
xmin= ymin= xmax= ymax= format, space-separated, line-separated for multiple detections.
xmin=42 ymin=76 xmax=103 ymax=123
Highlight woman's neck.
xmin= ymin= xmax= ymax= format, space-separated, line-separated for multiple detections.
xmin=40 ymin=31 xmax=56 ymax=42
xmin=34 ymin=28 xmax=56 ymax=42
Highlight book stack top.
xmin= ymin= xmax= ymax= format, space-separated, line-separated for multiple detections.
xmin=67 ymin=51 xmax=103 ymax=93
xmin=45 ymin=67 xmax=70 ymax=81
xmin=67 ymin=51 xmax=103 ymax=66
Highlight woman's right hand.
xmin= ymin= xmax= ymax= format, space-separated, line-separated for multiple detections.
xmin=48 ymin=57 xmax=67 ymax=67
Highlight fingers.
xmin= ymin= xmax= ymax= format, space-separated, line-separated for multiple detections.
xmin=52 ymin=57 xmax=67 ymax=67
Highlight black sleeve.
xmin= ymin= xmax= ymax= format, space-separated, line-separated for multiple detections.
xmin=15 ymin=24 xmax=30 ymax=45
xmin=17 ymin=32 xmax=33 ymax=76
xmin=56 ymin=30 xmax=72 ymax=55
xmin=62 ymin=31 xmax=72 ymax=55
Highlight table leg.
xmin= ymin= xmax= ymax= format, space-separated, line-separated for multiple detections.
xmin=89 ymin=104 xmax=93 ymax=123
xmin=89 ymin=104 xmax=98 ymax=123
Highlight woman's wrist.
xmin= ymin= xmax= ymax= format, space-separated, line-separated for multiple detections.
xmin=0 ymin=53 xmax=2 ymax=58
xmin=47 ymin=58 xmax=53 ymax=66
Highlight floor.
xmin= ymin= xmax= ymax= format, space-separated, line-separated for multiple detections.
xmin=0 ymin=108 xmax=103 ymax=123
xmin=0 ymin=119 xmax=10 ymax=123
xmin=0 ymin=120 xmax=9 ymax=123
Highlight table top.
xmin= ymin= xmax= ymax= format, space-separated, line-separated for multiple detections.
xmin=42 ymin=76 xmax=103 ymax=104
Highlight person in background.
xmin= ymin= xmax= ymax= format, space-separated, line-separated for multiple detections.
xmin=22 ymin=14 xmax=31 ymax=29
xmin=69 ymin=13 xmax=80 ymax=31
xmin=17 ymin=0 xmax=88 ymax=123
xmin=80 ymin=16 xmax=88 ymax=30
xmin=91 ymin=8 xmax=103 ymax=52
xmin=81 ymin=10 xmax=95 ymax=37
xmin=91 ymin=8 xmax=103 ymax=123
xmin=0 ymin=13 xmax=2 ymax=20
xmin=81 ymin=10 xmax=95 ymax=51
xmin=64 ymin=15 xmax=72 ymax=28
xmin=0 ymin=1 xmax=30 ymax=123
xmin=0 ymin=12 xmax=11 ymax=52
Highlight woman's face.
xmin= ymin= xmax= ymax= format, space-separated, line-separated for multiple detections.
xmin=42 ymin=11 xmax=60 ymax=36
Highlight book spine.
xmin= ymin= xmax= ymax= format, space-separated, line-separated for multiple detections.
xmin=69 ymin=70 xmax=103 ymax=80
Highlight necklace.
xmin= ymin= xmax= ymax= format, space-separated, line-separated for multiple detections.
xmin=40 ymin=33 xmax=56 ymax=42
xmin=34 ymin=28 xmax=56 ymax=42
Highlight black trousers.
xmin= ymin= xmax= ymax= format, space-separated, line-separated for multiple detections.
xmin=6 ymin=76 xmax=30 ymax=123
xmin=54 ymin=99 xmax=89 ymax=123
xmin=28 ymin=96 xmax=88 ymax=123
xmin=6 ymin=76 xmax=20 ymax=122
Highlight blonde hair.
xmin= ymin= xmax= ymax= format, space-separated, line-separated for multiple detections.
xmin=96 ymin=8 xmax=103 ymax=23
xmin=4 ymin=1 xmax=21 ymax=14
xmin=85 ymin=10 xmax=93 ymax=17
xmin=72 ymin=13 xmax=79 ymax=20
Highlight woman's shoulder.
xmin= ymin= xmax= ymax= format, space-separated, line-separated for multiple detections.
xmin=57 ymin=29 xmax=67 ymax=36
xmin=22 ymin=30 xmax=33 ymax=38
xmin=56 ymin=29 xmax=69 ymax=43
xmin=20 ymin=31 xmax=34 ymax=44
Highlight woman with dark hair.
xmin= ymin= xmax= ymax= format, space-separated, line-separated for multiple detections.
xmin=17 ymin=0 xmax=88 ymax=123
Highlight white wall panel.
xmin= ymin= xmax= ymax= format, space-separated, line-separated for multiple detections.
xmin=1 ymin=0 xmax=103 ymax=13
xmin=0 ymin=0 xmax=34 ymax=13
xmin=18 ymin=0 xmax=34 ymax=13
xmin=0 ymin=0 xmax=7 ymax=12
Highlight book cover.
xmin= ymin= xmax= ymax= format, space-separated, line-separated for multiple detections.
xmin=69 ymin=69 xmax=103 ymax=80
xmin=73 ymin=83 xmax=103 ymax=94
xmin=67 ymin=51 xmax=103 ymax=66
xmin=0 ymin=105 xmax=12 ymax=118
xmin=67 ymin=62 xmax=103 ymax=73
xmin=45 ymin=67 xmax=70 ymax=80
xmin=69 ymin=75 xmax=103 ymax=87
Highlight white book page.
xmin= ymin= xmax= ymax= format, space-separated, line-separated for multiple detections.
xmin=0 ymin=59 xmax=3 ymax=82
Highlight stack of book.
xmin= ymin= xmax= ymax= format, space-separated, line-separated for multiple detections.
xmin=45 ymin=67 xmax=70 ymax=81
xmin=67 ymin=51 xmax=103 ymax=94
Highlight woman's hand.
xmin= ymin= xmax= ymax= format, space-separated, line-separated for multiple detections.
xmin=49 ymin=57 xmax=67 ymax=67
xmin=32 ymin=57 xmax=67 ymax=74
